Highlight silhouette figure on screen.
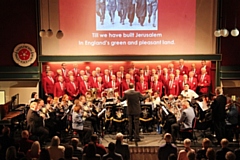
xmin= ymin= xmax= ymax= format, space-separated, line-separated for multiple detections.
xmin=136 ymin=0 xmax=147 ymax=26
xmin=96 ymin=0 xmax=106 ymax=25
xmin=127 ymin=0 xmax=136 ymax=26
xmin=117 ymin=0 xmax=128 ymax=25
xmin=107 ymin=0 xmax=117 ymax=24
xmin=147 ymin=0 xmax=158 ymax=27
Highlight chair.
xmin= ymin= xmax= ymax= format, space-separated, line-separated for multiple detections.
xmin=179 ymin=117 xmax=197 ymax=143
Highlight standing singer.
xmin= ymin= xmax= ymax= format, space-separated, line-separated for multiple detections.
xmin=118 ymin=83 xmax=149 ymax=142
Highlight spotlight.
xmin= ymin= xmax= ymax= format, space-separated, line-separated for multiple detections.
xmin=39 ymin=29 xmax=46 ymax=37
xmin=214 ymin=30 xmax=221 ymax=37
xmin=231 ymin=28 xmax=239 ymax=37
xmin=56 ymin=30 xmax=64 ymax=39
xmin=47 ymin=29 xmax=53 ymax=37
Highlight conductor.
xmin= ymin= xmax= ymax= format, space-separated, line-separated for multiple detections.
xmin=118 ymin=83 xmax=150 ymax=141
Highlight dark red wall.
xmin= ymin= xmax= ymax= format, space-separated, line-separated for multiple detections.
xmin=0 ymin=0 xmax=38 ymax=66
xmin=220 ymin=0 xmax=240 ymax=66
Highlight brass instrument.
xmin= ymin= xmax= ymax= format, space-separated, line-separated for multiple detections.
xmin=101 ymin=88 xmax=115 ymax=98
xmin=85 ymin=88 xmax=98 ymax=102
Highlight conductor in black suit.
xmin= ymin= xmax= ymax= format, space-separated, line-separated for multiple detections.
xmin=118 ymin=83 xmax=149 ymax=141
xmin=211 ymin=86 xmax=227 ymax=144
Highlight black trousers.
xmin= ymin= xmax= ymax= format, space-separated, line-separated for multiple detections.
xmin=128 ymin=115 xmax=140 ymax=139
xmin=214 ymin=120 xmax=226 ymax=143
xmin=34 ymin=126 xmax=49 ymax=144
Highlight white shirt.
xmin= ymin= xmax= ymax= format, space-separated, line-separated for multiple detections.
xmin=180 ymin=89 xmax=199 ymax=101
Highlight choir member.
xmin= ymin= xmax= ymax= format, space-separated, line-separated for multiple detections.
xmin=190 ymin=63 xmax=199 ymax=78
xmin=200 ymin=60 xmax=211 ymax=75
xmin=179 ymin=74 xmax=189 ymax=92
xmin=55 ymin=69 xmax=64 ymax=82
xmin=174 ymin=69 xmax=182 ymax=82
xmin=61 ymin=63 xmax=68 ymax=78
xmin=178 ymin=59 xmax=189 ymax=75
xmin=72 ymin=63 xmax=80 ymax=77
xmin=43 ymin=71 xmax=55 ymax=97
xmin=168 ymin=63 xmax=175 ymax=74
xmin=144 ymin=65 xmax=151 ymax=76
xmin=198 ymin=68 xmax=211 ymax=95
xmin=85 ymin=66 xmax=91 ymax=76
xmin=95 ymin=67 xmax=103 ymax=77
xmin=108 ymin=65 xmax=116 ymax=76
xmin=88 ymin=70 xmax=98 ymax=87
xmin=150 ymin=75 xmax=163 ymax=96
xmin=77 ymin=70 xmax=85 ymax=83
xmin=80 ymin=75 xmax=91 ymax=95
xmin=93 ymin=76 xmax=105 ymax=98
xmin=102 ymin=69 xmax=110 ymax=86
xmin=136 ymin=76 xmax=148 ymax=94
xmin=66 ymin=76 xmax=79 ymax=101
xmin=122 ymin=74 xmax=134 ymax=92
xmin=119 ymin=66 xmax=126 ymax=79
xmin=166 ymin=73 xmax=179 ymax=97
xmin=188 ymin=71 xmax=198 ymax=92
xmin=107 ymin=75 xmax=119 ymax=92
xmin=156 ymin=65 xmax=162 ymax=77
xmin=54 ymin=76 xmax=66 ymax=99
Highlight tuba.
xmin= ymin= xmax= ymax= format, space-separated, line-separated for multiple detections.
xmin=101 ymin=88 xmax=115 ymax=98
xmin=85 ymin=88 xmax=98 ymax=102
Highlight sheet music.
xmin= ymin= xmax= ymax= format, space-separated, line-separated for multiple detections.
xmin=162 ymin=106 xmax=169 ymax=115
xmin=98 ymin=108 xmax=106 ymax=117
xmin=120 ymin=100 xmax=127 ymax=107
xmin=197 ymin=101 xmax=208 ymax=111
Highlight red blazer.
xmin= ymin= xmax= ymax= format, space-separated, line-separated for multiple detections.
xmin=200 ymin=66 xmax=211 ymax=75
xmin=198 ymin=74 xmax=210 ymax=94
xmin=102 ymin=75 xmax=110 ymax=86
xmin=106 ymin=81 xmax=119 ymax=92
xmin=161 ymin=74 xmax=170 ymax=87
xmin=168 ymin=69 xmax=175 ymax=75
xmin=179 ymin=66 xmax=189 ymax=75
xmin=122 ymin=80 xmax=134 ymax=92
xmin=135 ymin=74 xmax=149 ymax=83
xmin=93 ymin=82 xmax=105 ymax=98
xmin=109 ymin=70 xmax=116 ymax=76
xmin=77 ymin=76 xmax=84 ymax=83
xmin=61 ymin=69 xmax=69 ymax=78
xmin=88 ymin=76 xmax=98 ymax=87
xmin=43 ymin=77 xmax=55 ymax=94
xmin=71 ymin=68 xmax=80 ymax=77
xmin=66 ymin=82 xmax=79 ymax=100
xmin=150 ymin=81 xmax=163 ymax=96
xmin=178 ymin=80 xmax=189 ymax=92
xmin=80 ymin=81 xmax=91 ymax=95
xmin=189 ymin=69 xmax=200 ymax=79
xmin=54 ymin=82 xmax=66 ymax=98
xmin=166 ymin=80 xmax=179 ymax=96
xmin=136 ymin=81 xmax=148 ymax=94
xmin=188 ymin=77 xmax=198 ymax=91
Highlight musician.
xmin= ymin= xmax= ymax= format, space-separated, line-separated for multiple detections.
xmin=164 ymin=95 xmax=181 ymax=121
xmin=119 ymin=66 xmax=126 ymax=79
xmin=150 ymin=75 xmax=163 ymax=97
xmin=144 ymin=65 xmax=151 ymax=77
xmin=41 ymin=65 xmax=51 ymax=79
xmin=72 ymin=104 xmax=93 ymax=145
xmin=26 ymin=102 xmax=49 ymax=145
xmin=149 ymin=69 xmax=158 ymax=88
xmin=118 ymin=83 xmax=150 ymax=142
xmin=67 ymin=75 xmax=79 ymax=101
xmin=225 ymin=96 xmax=238 ymax=142
xmin=43 ymin=71 xmax=55 ymax=98
xmin=198 ymin=68 xmax=211 ymax=95
xmin=54 ymin=76 xmax=66 ymax=99
xmin=80 ymin=75 xmax=91 ymax=95
xmin=108 ymin=65 xmax=116 ymax=77
xmin=65 ymin=70 xmax=74 ymax=83
xmin=94 ymin=76 xmax=105 ymax=98
xmin=188 ymin=71 xmax=198 ymax=92
xmin=136 ymin=76 xmax=148 ymax=94
xmin=136 ymin=68 xmax=149 ymax=83
xmin=79 ymin=95 xmax=98 ymax=133
xmin=152 ymin=91 xmax=161 ymax=109
xmin=180 ymin=83 xmax=199 ymax=102
xmin=178 ymin=59 xmax=189 ymax=75
xmin=128 ymin=68 xmax=136 ymax=83
xmin=29 ymin=92 xmax=38 ymax=103
xmin=77 ymin=70 xmax=85 ymax=83
xmin=161 ymin=68 xmax=169 ymax=87
xmin=171 ymin=100 xmax=195 ymax=142
xmin=166 ymin=73 xmax=179 ymax=97
xmin=61 ymin=63 xmax=68 ymax=78
xmin=130 ymin=62 xmax=139 ymax=76
xmin=156 ymin=65 xmax=162 ymax=77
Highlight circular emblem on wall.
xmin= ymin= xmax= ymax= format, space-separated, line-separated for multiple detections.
xmin=12 ymin=43 xmax=37 ymax=67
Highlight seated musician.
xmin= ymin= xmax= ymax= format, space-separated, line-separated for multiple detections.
xmin=72 ymin=103 xmax=93 ymax=145
xmin=225 ymin=96 xmax=238 ymax=142
xmin=180 ymin=83 xmax=199 ymax=102
xmin=171 ymin=100 xmax=195 ymax=142
xmin=79 ymin=95 xmax=98 ymax=133
xmin=152 ymin=91 xmax=161 ymax=109
xmin=164 ymin=95 xmax=181 ymax=121
xmin=29 ymin=92 xmax=38 ymax=103
xmin=26 ymin=102 xmax=49 ymax=145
